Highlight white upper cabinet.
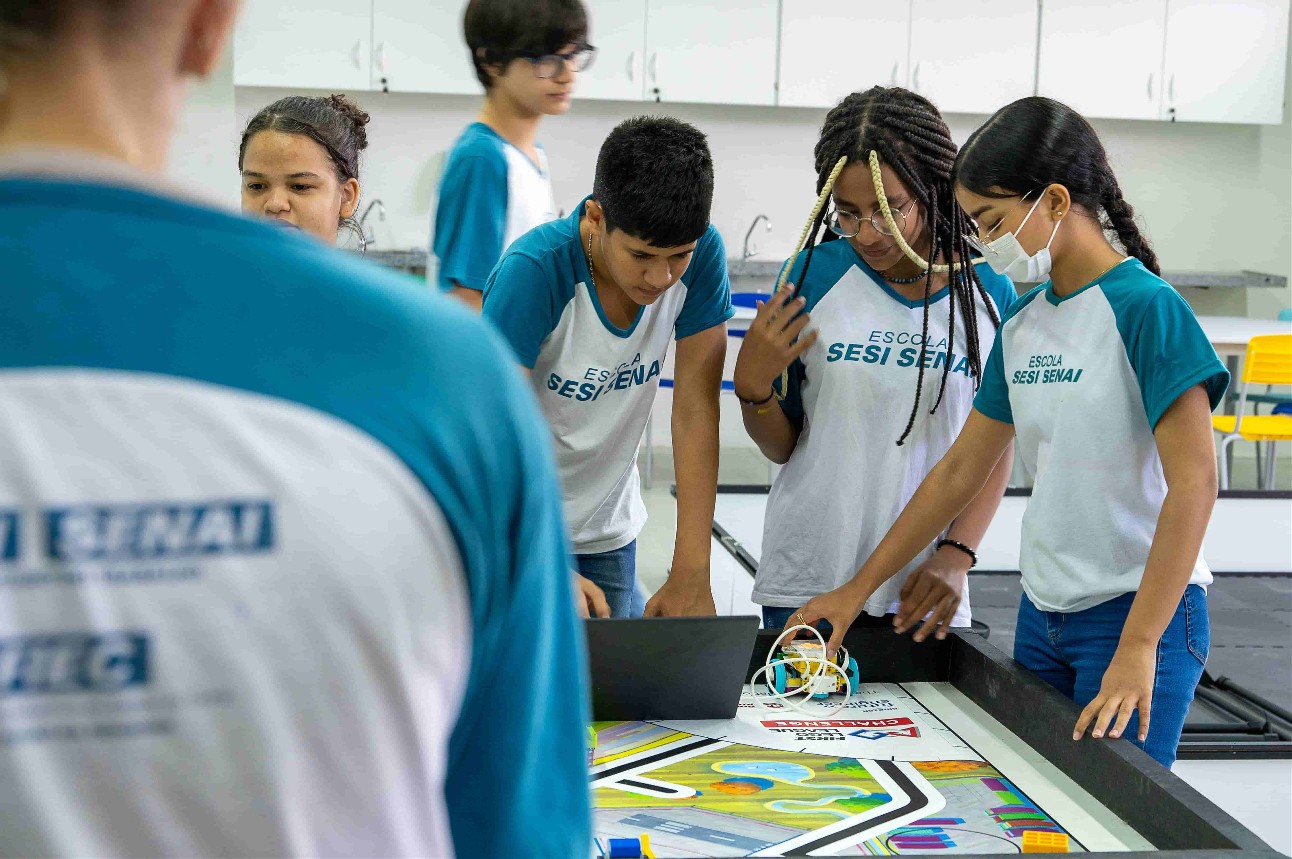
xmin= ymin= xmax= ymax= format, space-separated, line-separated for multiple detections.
xmin=778 ymin=2 xmax=912 ymax=108
xmin=578 ymin=0 xmax=648 ymax=101
xmin=234 ymin=0 xmax=373 ymax=91
xmin=1037 ymin=0 xmax=1167 ymax=121
xmin=371 ymin=0 xmax=477 ymax=95
xmin=230 ymin=0 xmax=1289 ymax=125
xmin=1162 ymin=0 xmax=1290 ymax=124
xmin=908 ymin=0 xmax=1039 ymax=115
xmin=644 ymin=0 xmax=779 ymax=105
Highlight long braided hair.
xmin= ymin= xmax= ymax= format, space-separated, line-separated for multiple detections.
xmin=781 ymin=87 xmax=1001 ymax=446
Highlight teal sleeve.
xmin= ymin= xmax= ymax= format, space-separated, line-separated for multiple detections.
xmin=1116 ymin=288 xmax=1230 ymax=428
xmin=482 ymin=253 xmax=561 ymax=369
xmin=973 ymin=261 xmax=1017 ymax=317
xmin=433 ymin=154 xmax=508 ymax=292
xmin=443 ymin=343 xmax=591 ymax=858
xmin=973 ymin=325 xmax=1014 ymax=425
xmin=675 ymin=227 xmax=734 ymax=340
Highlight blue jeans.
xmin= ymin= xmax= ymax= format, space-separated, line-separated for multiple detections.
xmin=1014 ymin=585 xmax=1209 ymax=768
xmin=576 ymin=541 xmax=645 ymax=618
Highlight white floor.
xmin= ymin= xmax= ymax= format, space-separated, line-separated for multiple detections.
xmin=1173 ymin=759 xmax=1292 ymax=856
xmin=635 ymin=447 xmax=772 ymax=596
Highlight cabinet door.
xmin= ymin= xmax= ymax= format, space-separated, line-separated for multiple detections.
xmin=1163 ymin=0 xmax=1290 ymax=124
xmin=371 ymin=0 xmax=476 ymax=94
xmin=578 ymin=0 xmax=647 ymax=101
xmin=908 ymin=0 xmax=1039 ymax=115
xmin=1037 ymin=0 xmax=1166 ymax=120
xmin=778 ymin=2 xmax=911 ymax=108
xmin=234 ymin=0 xmax=373 ymax=90
xmin=644 ymin=0 xmax=779 ymax=106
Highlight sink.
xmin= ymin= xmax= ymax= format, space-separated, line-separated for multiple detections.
xmin=359 ymin=248 xmax=428 ymax=273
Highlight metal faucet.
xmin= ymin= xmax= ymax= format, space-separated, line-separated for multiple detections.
xmin=743 ymin=214 xmax=772 ymax=260
xmin=359 ymin=199 xmax=386 ymax=247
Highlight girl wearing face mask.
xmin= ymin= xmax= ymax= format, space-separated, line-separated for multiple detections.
xmin=239 ymin=94 xmax=369 ymax=245
xmin=734 ymin=87 xmax=1016 ymax=636
xmin=791 ymin=97 xmax=1227 ymax=769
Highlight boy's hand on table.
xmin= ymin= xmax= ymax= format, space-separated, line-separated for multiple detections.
xmin=644 ymin=575 xmax=716 ymax=617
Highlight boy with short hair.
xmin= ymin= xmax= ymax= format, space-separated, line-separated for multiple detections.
xmin=431 ymin=0 xmax=593 ymax=310
xmin=484 ymin=116 xmax=733 ymax=617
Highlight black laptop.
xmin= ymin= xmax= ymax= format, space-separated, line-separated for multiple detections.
xmin=584 ymin=615 xmax=760 ymax=720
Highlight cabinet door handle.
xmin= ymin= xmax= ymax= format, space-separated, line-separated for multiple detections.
xmin=1168 ymin=73 xmax=1175 ymax=102
xmin=351 ymin=40 xmax=362 ymax=70
xmin=376 ymin=42 xmax=387 ymax=75
xmin=912 ymin=63 xmax=921 ymax=92
xmin=891 ymin=62 xmax=899 ymax=85
xmin=626 ymin=50 xmax=635 ymax=82
xmin=648 ymin=51 xmax=658 ymax=84
xmin=1147 ymin=72 xmax=1154 ymax=100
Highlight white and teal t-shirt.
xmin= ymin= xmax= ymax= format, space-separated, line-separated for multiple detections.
xmin=484 ymin=201 xmax=733 ymax=555
xmin=431 ymin=122 xmax=557 ymax=292
xmin=756 ymin=239 xmax=1015 ymax=622
xmin=0 ymin=153 xmax=587 ymax=858
xmin=974 ymin=258 xmax=1228 ymax=613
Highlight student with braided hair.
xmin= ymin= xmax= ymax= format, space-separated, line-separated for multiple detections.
xmin=793 ymin=97 xmax=1227 ymax=769
xmin=734 ymin=87 xmax=1016 ymax=635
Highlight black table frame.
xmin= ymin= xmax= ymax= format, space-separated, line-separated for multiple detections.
xmin=740 ymin=627 xmax=1279 ymax=859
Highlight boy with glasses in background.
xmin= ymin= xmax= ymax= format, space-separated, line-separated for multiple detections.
xmin=432 ymin=0 xmax=594 ymax=310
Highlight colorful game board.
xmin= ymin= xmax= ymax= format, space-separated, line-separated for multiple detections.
xmin=590 ymin=684 xmax=1086 ymax=857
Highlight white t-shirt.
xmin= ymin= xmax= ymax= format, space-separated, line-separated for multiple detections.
xmin=0 ymin=156 xmax=589 ymax=858
xmin=756 ymin=239 xmax=1015 ymax=624
xmin=974 ymin=258 xmax=1227 ymax=612
xmin=484 ymin=199 xmax=734 ymax=554
xmin=431 ymin=122 xmax=557 ymax=292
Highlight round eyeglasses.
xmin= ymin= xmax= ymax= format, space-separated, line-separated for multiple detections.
xmin=526 ymin=45 xmax=597 ymax=79
xmin=827 ymin=199 xmax=917 ymax=238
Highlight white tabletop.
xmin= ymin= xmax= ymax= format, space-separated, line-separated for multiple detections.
xmin=1196 ymin=315 xmax=1292 ymax=357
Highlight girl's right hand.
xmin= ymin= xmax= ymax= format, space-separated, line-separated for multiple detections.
xmin=732 ymin=286 xmax=818 ymax=403
xmin=790 ymin=583 xmax=868 ymax=658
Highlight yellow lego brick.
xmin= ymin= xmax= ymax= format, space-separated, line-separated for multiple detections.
xmin=1022 ymin=831 xmax=1069 ymax=853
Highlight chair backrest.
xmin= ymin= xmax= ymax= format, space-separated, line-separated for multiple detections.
xmin=1243 ymin=334 xmax=1292 ymax=386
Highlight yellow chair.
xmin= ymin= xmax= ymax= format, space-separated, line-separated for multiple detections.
xmin=1213 ymin=334 xmax=1292 ymax=489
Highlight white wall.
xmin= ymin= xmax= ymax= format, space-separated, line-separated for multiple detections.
xmin=169 ymin=49 xmax=239 ymax=211
xmin=229 ymin=86 xmax=1291 ymax=299
xmin=1248 ymin=10 xmax=1292 ymax=320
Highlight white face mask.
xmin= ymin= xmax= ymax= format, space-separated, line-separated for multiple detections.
xmin=972 ymin=195 xmax=1062 ymax=283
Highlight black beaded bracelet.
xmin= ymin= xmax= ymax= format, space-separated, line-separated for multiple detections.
xmin=937 ymin=538 xmax=978 ymax=568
